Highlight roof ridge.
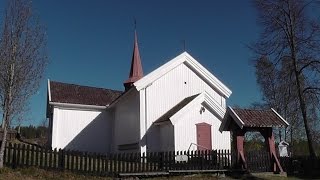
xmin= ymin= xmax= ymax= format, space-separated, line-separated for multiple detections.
xmin=50 ymin=80 xmax=123 ymax=93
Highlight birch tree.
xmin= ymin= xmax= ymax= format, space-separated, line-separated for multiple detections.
xmin=0 ymin=0 xmax=47 ymax=168
xmin=251 ymin=0 xmax=320 ymax=158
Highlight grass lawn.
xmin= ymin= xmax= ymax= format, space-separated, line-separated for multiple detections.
xmin=0 ymin=167 xmax=307 ymax=179
xmin=0 ymin=167 xmax=112 ymax=180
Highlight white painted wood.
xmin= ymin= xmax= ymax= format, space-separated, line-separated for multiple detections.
xmin=145 ymin=63 xmax=226 ymax=130
xmin=50 ymin=52 xmax=232 ymax=154
xmin=134 ymin=52 xmax=232 ymax=98
xmin=139 ymin=89 xmax=147 ymax=154
xmin=47 ymin=79 xmax=51 ymax=102
xmin=51 ymin=107 xmax=59 ymax=149
xmin=159 ymin=123 xmax=174 ymax=151
xmin=51 ymin=107 xmax=111 ymax=153
xmin=141 ymin=59 xmax=230 ymax=152
xmin=174 ymin=103 xmax=230 ymax=151
xmin=113 ymin=90 xmax=140 ymax=152
xmin=170 ymin=92 xmax=225 ymax=126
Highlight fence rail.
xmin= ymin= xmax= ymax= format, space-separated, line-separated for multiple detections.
xmin=3 ymin=142 xmax=233 ymax=176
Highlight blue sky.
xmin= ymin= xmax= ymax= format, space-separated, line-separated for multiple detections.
xmin=0 ymin=0 xmax=262 ymax=126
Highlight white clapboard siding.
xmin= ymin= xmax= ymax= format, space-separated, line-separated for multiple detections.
xmin=113 ymin=90 xmax=140 ymax=152
xmin=159 ymin=123 xmax=175 ymax=151
xmin=174 ymin=103 xmax=230 ymax=151
xmin=51 ymin=107 xmax=111 ymax=153
xmin=145 ymin=62 xmax=226 ymax=131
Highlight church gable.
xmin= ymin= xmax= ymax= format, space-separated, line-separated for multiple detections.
xmin=134 ymin=52 xmax=232 ymax=98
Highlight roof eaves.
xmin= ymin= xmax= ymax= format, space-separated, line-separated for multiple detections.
xmin=170 ymin=93 xmax=203 ymax=125
xmin=203 ymin=92 xmax=226 ymax=119
xmin=183 ymin=53 xmax=232 ymax=98
xmin=271 ymin=108 xmax=290 ymax=127
xmin=228 ymin=106 xmax=245 ymax=129
xmin=49 ymin=101 xmax=107 ymax=110
xmin=134 ymin=52 xmax=232 ymax=99
xmin=134 ymin=52 xmax=186 ymax=91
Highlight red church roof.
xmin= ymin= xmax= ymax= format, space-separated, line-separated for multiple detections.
xmin=49 ymin=81 xmax=122 ymax=106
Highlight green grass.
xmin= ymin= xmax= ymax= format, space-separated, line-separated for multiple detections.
xmin=0 ymin=167 xmax=112 ymax=180
xmin=0 ymin=167 xmax=306 ymax=180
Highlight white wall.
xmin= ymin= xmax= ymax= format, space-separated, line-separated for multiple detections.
xmin=159 ymin=123 xmax=175 ymax=151
xmin=51 ymin=107 xmax=111 ymax=153
xmin=174 ymin=103 xmax=230 ymax=151
xmin=142 ymin=63 xmax=227 ymax=152
xmin=146 ymin=63 xmax=226 ymax=129
xmin=113 ymin=90 xmax=140 ymax=152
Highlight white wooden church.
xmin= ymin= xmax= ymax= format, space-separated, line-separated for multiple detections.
xmin=46 ymin=31 xmax=232 ymax=154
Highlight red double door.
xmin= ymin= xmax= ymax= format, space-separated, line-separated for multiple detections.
xmin=196 ymin=123 xmax=212 ymax=150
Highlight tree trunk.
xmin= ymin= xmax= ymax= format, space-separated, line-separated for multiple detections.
xmin=0 ymin=123 xmax=8 ymax=168
xmin=287 ymin=2 xmax=317 ymax=157
xmin=0 ymin=64 xmax=14 ymax=168
xmin=291 ymin=47 xmax=317 ymax=158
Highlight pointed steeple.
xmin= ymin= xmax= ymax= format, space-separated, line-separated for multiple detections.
xmin=124 ymin=30 xmax=144 ymax=91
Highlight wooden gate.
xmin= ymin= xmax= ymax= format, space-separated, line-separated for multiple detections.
xmin=246 ymin=150 xmax=271 ymax=172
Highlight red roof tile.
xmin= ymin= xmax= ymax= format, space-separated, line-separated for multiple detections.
xmin=50 ymin=81 xmax=123 ymax=106
xmin=232 ymin=108 xmax=287 ymax=127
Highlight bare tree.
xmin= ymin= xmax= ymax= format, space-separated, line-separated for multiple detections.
xmin=0 ymin=0 xmax=47 ymax=168
xmin=251 ymin=0 xmax=320 ymax=158
xmin=254 ymin=54 xmax=306 ymax=154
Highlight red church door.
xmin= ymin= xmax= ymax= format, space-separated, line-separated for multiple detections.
xmin=196 ymin=123 xmax=212 ymax=150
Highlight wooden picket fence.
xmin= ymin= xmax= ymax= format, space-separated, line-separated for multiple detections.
xmin=3 ymin=142 xmax=233 ymax=176
xmin=246 ymin=150 xmax=271 ymax=172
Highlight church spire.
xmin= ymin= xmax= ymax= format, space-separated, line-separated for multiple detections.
xmin=124 ymin=28 xmax=144 ymax=91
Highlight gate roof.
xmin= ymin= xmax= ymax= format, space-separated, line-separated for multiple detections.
xmin=219 ymin=107 xmax=289 ymax=131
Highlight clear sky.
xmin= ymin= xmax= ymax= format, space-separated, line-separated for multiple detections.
xmin=0 ymin=0 xmax=262 ymax=126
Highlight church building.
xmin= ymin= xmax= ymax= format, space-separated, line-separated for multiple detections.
xmin=47 ymin=31 xmax=248 ymax=154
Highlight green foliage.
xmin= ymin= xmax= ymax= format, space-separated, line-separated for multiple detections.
xmin=291 ymin=140 xmax=320 ymax=156
xmin=244 ymin=139 xmax=265 ymax=152
xmin=15 ymin=125 xmax=48 ymax=139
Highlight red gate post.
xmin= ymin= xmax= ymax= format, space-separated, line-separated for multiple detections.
xmin=233 ymin=129 xmax=247 ymax=169
xmin=261 ymin=128 xmax=284 ymax=173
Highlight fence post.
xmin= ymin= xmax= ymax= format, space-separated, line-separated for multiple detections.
xmin=93 ymin=153 xmax=96 ymax=174
xmin=7 ymin=143 xmax=12 ymax=166
xmin=3 ymin=142 xmax=7 ymax=166
xmin=35 ymin=146 xmax=39 ymax=167
xmin=58 ymin=149 xmax=64 ymax=170
xmin=17 ymin=144 xmax=21 ymax=167
xmin=159 ymin=152 xmax=164 ymax=171
xmin=25 ymin=145 xmax=30 ymax=167
xmin=71 ymin=150 xmax=74 ymax=171
xmin=39 ymin=146 xmax=43 ymax=168
xmin=12 ymin=143 xmax=17 ymax=169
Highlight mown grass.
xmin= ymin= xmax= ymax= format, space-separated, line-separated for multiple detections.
xmin=0 ymin=167 xmax=112 ymax=180
xmin=0 ymin=167 xmax=306 ymax=180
